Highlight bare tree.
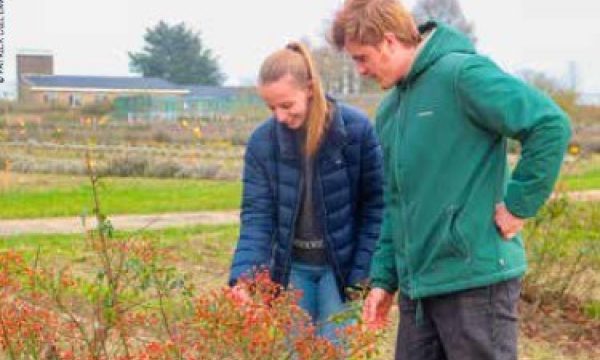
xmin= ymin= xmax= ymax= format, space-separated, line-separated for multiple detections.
xmin=413 ymin=0 xmax=476 ymax=44
xmin=518 ymin=69 xmax=579 ymax=117
xmin=302 ymin=38 xmax=362 ymax=96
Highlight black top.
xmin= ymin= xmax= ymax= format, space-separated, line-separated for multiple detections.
xmin=292 ymin=129 xmax=327 ymax=265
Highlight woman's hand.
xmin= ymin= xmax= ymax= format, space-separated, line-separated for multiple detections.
xmin=230 ymin=285 xmax=252 ymax=305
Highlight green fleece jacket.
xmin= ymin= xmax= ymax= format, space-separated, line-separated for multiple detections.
xmin=370 ymin=21 xmax=572 ymax=299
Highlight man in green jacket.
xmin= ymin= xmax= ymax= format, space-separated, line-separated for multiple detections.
xmin=331 ymin=0 xmax=571 ymax=359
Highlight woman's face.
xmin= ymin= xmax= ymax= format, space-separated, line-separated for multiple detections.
xmin=258 ymin=73 xmax=312 ymax=130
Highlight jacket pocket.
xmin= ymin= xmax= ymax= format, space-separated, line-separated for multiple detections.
xmin=425 ymin=205 xmax=470 ymax=262
xmin=447 ymin=205 xmax=470 ymax=259
xmin=269 ymin=230 xmax=277 ymax=271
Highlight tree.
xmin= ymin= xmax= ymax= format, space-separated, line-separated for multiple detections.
xmin=305 ymin=31 xmax=379 ymax=96
xmin=129 ymin=21 xmax=225 ymax=86
xmin=412 ymin=0 xmax=476 ymax=43
xmin=519 ymin=69 xmax=578 ymax=119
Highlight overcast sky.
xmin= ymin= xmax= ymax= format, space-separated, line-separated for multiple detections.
xmin=3 ymin=0 xmax=599 ymax=96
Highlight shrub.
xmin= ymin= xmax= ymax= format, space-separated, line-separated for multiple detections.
xmin=151 ymin=129 xmax=173 ymax=144
xmin=0 ymin=157 xmax=385 ymax=359
xmin=523 ymin=197 xmax=600 ymax=307
xmin=0 ymin=253 xmax=384 ymax=360
xmin=81 ymin=102 xmax=114 ymax=117
xmin=175 ymin=163 xmax=221 ymax=179
xmin=104 ymin=155 xmax=150 ymax=177
xmin=147 ymin=160 xmax=182 ymax=178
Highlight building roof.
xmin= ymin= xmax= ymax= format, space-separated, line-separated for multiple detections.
xmin=184 ymin=85 xmax=245 ymax=99
xmin=17 ymin=49 xmax=53 ymax=56
xmin=22 ymin=75 xmax=188 ymax=94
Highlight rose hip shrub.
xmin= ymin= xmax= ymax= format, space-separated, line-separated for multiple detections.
xmin=0 ymin=249 xmax=385 ymax=360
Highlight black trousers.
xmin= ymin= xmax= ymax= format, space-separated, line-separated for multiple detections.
xmin=395 ymin=278 xmax=521 ymax=360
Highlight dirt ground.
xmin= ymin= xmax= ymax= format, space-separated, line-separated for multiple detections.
xmin=2 ymin=189 xmax=598 ymax=237
xmin=0 ymin=210 xmax=240 ymax=236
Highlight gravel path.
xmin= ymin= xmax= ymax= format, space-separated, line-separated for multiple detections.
xmin=0 ymin=210 xmax=240 ymax=237
xmin=1 ymin=190 xmax=598 ymax=237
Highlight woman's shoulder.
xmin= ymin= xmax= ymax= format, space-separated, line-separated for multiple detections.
xmin=336 ymin=101 xmax=368 ymax=120
xmin=333 ymin=101 xmax=374 ymax=135
xmin=251 ymin=117 xmax=276 ymax=138
xmin=246 ymin=117 xmax=276 ymax=154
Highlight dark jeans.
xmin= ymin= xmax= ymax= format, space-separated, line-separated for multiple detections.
xmin=395 ymin=278 xmax=521 ymax=360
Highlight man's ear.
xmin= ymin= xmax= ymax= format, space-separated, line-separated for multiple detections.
xmin=381 ymin=32 xmax=398 ymax=53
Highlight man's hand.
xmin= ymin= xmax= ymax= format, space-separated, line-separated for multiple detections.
xmin=495 ymin=203 xmax=525 ymax=240
xmin=362 ymin=287 xmax=394 ymax=329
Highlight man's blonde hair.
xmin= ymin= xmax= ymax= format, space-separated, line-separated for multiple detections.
xmin=331 ymin=0 xmax=420 ymax=50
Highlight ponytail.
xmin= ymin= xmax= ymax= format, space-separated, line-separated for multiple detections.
xmin=285 ymin=42 xmax=330 ymax=157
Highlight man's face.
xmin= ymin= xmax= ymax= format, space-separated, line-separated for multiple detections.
xmin=344 ymin=34 xmax=415 ymax=89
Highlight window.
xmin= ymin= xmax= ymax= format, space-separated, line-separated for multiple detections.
xmin=68 ymin=94 xmax=82 ymax=108
xmin=43 ymin=92 xmax=58 ymax=104
xmin=95 ymin=94 xmax=109 ymax=104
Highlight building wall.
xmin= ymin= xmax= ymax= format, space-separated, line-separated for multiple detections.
xmin=26 ymin=89 xmax=184 ymax=108
xmin=24 ymin=89 xmax=185 ymax=121
xmin=17 ymin=54 xmax=54 ymax=101
xmin=27 ymin=90 xmax=118 ymax=107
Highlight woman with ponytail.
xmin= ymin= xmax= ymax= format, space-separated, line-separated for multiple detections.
xmin=229 ymin=42 xmax=383 ymax=341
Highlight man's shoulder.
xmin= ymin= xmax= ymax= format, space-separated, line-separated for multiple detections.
xmin=437 ymin=52 xmax=503 ymax=78
xmin=374 ymin=89 xmax=401 ymax=127
xmin=440 ymin=52 xmax=476 ymax=67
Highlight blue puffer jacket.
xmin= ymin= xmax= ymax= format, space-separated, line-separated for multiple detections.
xmin=229 ymin=99 xmax=383 ymax=298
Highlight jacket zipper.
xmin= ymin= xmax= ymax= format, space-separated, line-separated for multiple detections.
xmin=397 ymin=85 xmax=416 ymax=299
xmin=284 ymin=165 xmax=303 ymax=286
xmin=315 ymin=165 xmax=345 ymax=290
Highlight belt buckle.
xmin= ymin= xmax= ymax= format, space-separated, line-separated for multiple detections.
xmin=293 ymin=239 xmax=323 ymax=250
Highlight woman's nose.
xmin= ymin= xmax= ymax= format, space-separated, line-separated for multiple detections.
xmin=275 ymin=109 xmax=288 ymax=123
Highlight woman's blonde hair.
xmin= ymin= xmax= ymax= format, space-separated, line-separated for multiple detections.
xmin=332 ymin=0 xmax=420 ymax=50
xmin=258 ymin=42 xmax=329 ymax=157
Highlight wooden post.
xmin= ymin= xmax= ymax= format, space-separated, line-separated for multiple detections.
xmin=1 ymin=159 xmax=11 ymax=191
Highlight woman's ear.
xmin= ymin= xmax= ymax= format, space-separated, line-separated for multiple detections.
xmin=306 ymin=80 xmax=314 ymax=98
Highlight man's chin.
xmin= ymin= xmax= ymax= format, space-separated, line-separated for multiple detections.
xmin=375 ymin=78 xmax=393 ymax=90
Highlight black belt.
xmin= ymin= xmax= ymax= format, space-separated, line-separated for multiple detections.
xmin=292 ymin=239 xmax=324 ymax=250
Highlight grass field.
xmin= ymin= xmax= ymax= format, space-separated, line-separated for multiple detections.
xmin=0 ymin=223 xmax=238 ymax=262
xmin=1 ymin=157 xmax=599 ymax=220
xmin=560 ymin=168 xmax=600 ymax=191
xmin=0 ymin=173 xmax=241 ymax=219
xmin=558 ymin=155 xmax=600 ymax=190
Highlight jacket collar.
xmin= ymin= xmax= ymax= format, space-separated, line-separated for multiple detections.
xmin=276 ymin=97 xmax=347 ymax=160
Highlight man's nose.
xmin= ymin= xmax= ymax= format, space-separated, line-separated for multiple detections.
xmin=356 ymin=63 xmax=368 ymax=76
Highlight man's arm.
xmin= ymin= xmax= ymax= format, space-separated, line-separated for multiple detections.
xmin=369 ymin=113 xmax=400 ymax=293
xmin=457 ymin=55 xmax=572 ymax=219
